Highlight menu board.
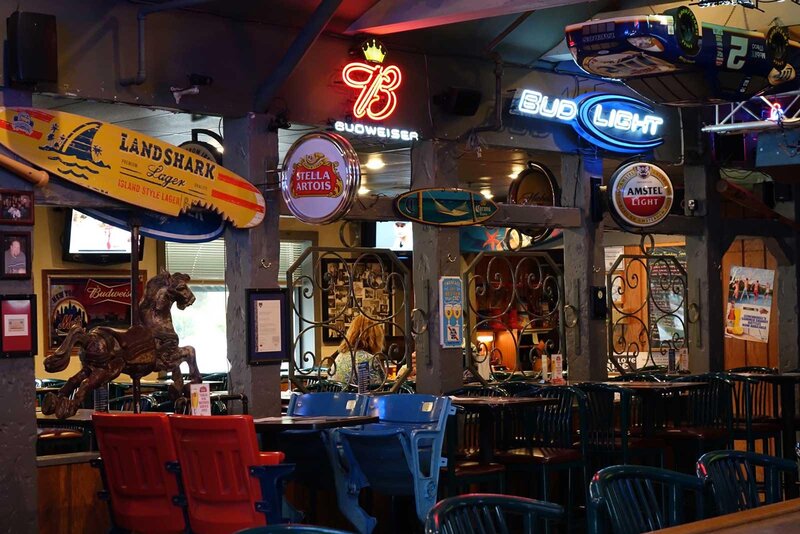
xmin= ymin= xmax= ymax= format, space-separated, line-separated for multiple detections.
xmin=648 ymin=246 xmax=686 ymax=347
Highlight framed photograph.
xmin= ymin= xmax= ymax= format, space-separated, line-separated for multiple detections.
xmin=1 ymin=231 xmax=32 ymax=279
xmin=246 ymin=288 xmax=289 ymax=365
xmin=0 ymin=190 xmax=34 ymax=225
xmin=321 ymin=258 xmax=393 ymax=341
xmin=0 ymin=294 xmax=37 ymax=358
xmin=42 ymin=270 xmax=147 ymax=352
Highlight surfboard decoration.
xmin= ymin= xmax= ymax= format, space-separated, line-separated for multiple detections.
xmin=394 ymin=188 xmax=498 ymax=226
xmin=0 ymin=108 xmax=264 ymax=228
xmin=81 ymin=207 xmax=226 ymax=244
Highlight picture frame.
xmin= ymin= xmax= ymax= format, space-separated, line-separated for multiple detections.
xmin=1 ymin=231 xmax=32 ymax=279
xmin=0 ymin=294 xmax=37 ymax=358
xmin=42 ymin=270 xmax=147 ymax=352
xmin=246 ymin=288 xmax=289 ymax=365
xmin=321 ymin=257 xmax=393 ymax=342
xmin=0 ymin=189 xmax=34 ymax=225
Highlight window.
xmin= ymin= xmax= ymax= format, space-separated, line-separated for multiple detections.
xmin=165 ymin=238 xmax=311 ymax=374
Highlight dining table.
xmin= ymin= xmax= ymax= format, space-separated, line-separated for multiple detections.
xmin=449 ymin=395 xmax=559 ymax=465
xmin=253 ymin=414 xmax=378 ymax=436
xmin=654 ymin=498 xmax=800 ymax=533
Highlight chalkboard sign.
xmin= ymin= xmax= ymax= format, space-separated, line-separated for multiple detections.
xmin=648 ymin=247 xmax=686 ymax=348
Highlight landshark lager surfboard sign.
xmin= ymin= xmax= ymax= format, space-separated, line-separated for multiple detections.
xmin=394 ymin=188 xmax=498 ymax=226
xmin=0 ymin=108 xmax=264 ymax=228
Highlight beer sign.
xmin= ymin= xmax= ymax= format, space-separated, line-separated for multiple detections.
xmin=281 ymin=132 xmax=360 ymax=224
xmin=608 ymin=162 xmax=673 ymax=228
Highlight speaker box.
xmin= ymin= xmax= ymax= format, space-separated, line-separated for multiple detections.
xmin=434 ymin=87 xmax=482 ymax=116
xmin=7 ymin=11 xmax=58 ymax=84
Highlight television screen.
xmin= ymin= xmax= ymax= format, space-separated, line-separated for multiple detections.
xmin=63 ymin=209 xmax=144 ymax=265
xmin=374 ymin=221 xmax=413 ymax=252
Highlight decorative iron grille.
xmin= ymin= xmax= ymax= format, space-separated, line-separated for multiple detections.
xmin=606 ymin=236 xmax=688 ymax=373
xmin=463 ymin=251 xmax=564 ymax=384
xmin=286 ymin=247 xmax=413 ymax=393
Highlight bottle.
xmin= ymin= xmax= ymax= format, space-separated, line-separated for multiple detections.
xmin=540 ymin=353 xmax=550 ymax=383
xmin=93 ymin=383 xmax=109 ymax=412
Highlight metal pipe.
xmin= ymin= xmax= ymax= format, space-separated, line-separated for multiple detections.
xmin=485 ymin=11 xmax=534 ymax=54
xmin=253 ymin=0 xmax=343 ymax=112
xmin=121 ymin=0 xmax=216 ymax=86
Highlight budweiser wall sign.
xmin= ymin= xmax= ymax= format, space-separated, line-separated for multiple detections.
xmin=608 ymin=162 xmax=673 ymax=228
xmin=281 ymin=132 xmax=360 ymax=224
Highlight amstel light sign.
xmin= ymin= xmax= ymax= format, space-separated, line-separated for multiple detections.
xmin=338 ymin=40 xmax=419 ymax=142
xmin=608 ymin=162 xmax=673 ymax=228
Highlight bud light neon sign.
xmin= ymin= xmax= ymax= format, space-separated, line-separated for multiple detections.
xmin=511 ymin=90 xmax=664 ymax=153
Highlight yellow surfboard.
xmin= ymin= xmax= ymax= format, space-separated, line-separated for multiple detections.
xmin=0 ymin=107 xmax=264 ymax=228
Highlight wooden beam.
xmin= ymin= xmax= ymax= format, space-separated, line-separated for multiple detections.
xmin=717 ymin=179 xmax=800 ymax=232
xmin=280 ymin=197 xmax=582 ymax=228
xmin=602 ymin=213 xmax=704 ymax=236
xmin=345 ymin=0 xmax=582 ymax=35
xmin=722 ymin=219 xmax=795 ymax=240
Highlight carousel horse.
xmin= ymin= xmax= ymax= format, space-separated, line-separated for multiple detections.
xmin=41 ymin=270 xmax=201 ymax=419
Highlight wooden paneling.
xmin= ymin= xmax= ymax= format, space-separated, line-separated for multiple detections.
xmin=722 ymin=238 xmax=779 ymax=370
xmin=38 ymin=462 xmax=110 ymax=534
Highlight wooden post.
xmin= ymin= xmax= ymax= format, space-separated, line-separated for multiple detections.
xmin=223 ymin=113 xmax=281 ymax=417
xmin=560 ymin=153 xmax=607 ymax=381
xmin=0 ymin=89 xmax=38 ymax=532
xmin=411 ymin=140 xmax=464 ymax=394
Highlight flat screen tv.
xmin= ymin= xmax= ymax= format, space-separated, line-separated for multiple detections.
xmin=62 ymin=209 xmax=144 ymax=265
xmin=362 ymin=220 xmax=413 ymax=254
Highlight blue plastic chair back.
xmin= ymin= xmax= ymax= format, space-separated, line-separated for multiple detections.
xmin=287 ymin=392 xmax=368 ymax=417
xmin=589 ymin=465 xmax=706 ymax=534
xmin=697 ymin=449 xmax=798 ymax=514
xmin=331 ymin=394 xmax=455 ymax=534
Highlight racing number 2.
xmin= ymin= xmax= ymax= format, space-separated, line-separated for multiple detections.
xmin=727 ymin=36 xmax=748 ymax=70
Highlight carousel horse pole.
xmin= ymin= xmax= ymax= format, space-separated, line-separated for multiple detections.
xmin=130 ymin=223 xmax=141 ymax=414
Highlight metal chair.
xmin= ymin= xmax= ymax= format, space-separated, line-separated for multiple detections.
xmin=331 ymin=394 xmax=454 ymax=534
xmin=93 ymin=413 xmax=188 ymax=534
xmin=169 ymin=415 xmax=294 ymax=533
xmin=425 ymin=493 xmax=564 ymax=534
xmin=697 ymin=449 xmax=798 ymax=515
xmin=724 ymin=372 xmax=781 ymax=455
xmin=304 ymin=379 xmax=350 ymax=393
xmin=589 ymin=465 xmax=706 ymax=534
xmin=235 ymin=526 xmax=354 ymax=533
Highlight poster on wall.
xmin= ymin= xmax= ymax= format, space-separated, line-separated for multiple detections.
xmin=439 ymin=276 xmax=463 ymax=349
xmin=725 ymin=266 xmax=775 ymax=343
xmin=43 ymin=270 xmax=146 ymax=351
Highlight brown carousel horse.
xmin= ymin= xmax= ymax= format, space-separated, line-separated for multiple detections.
xmin=41 ymin=271 xmax=202 ymax=419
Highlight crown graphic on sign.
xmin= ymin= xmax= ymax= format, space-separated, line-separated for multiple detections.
xmin=636 ymin=165 xmax=651 ymax=177
xmin=361 ymin=39 xmax=387 ymax=64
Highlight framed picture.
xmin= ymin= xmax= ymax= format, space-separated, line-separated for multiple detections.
xmin=0 ymin=190 xmax=34 ymax=225
xmin=42 ymin=270 xmax=147 ymax=352
xmin=246 ymin=288 xmax=289 ymax=365
xmin=0 ymin=294 xmax=37 ymax=358
xmin=1 ymin=231 xmax=32 ymax=279
xmin=321 ymin=258 xmax=393 ymax=342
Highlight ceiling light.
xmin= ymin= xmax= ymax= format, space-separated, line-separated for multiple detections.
xmin=481 ymin=189 xmax=493 ymax=200
xmin=365 ymin=157 xmax=385 ymax=170
xmin=358 ymin=186 xmax=370 ymax=196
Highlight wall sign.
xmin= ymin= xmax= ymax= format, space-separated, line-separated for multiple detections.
xmin=0 ymin=107 xmax=265 ymax=228
xmin=725 ymin=265 xmax=774 ymax=344
xmin=439 ymin=276 xmax=464 ymax=349
xmin=395 ymin=188 xmax=498 ymax=226
xmin=338 ymin=40 xmax=420 ymax=143
xmin=608 ymin=162 xmax=673 ymax=228
xmin=281 ymin=132 xmax=360 ymax=224
xmin=507 ymin=162 xmax=560 ymax=242
xmin=510 ymin=90 xmax=664 ymax=153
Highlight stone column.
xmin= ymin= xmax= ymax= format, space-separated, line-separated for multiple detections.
xmin=223 ymin=114 xmax=281 ymax=417
xmin=0 ymin=88 xmax=37 ymax=532
xmin=411 ymin=140 xmax=463 ymax=394
xmin=561 ymin=153 xmax=607 ymax=381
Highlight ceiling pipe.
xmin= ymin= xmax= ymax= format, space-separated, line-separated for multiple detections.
xmin=253 ymin=0 xmax=343 ymax=113
xmin=121 ymin=0 xmax=217 ymax=86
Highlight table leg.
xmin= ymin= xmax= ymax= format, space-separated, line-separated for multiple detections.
xmin=478 ymin=409 xmax=494 ymax=465
xmin=780 ymin=381 xmax=798 ymax=498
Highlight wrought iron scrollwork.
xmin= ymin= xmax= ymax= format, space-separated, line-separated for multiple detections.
xmin=607 ymin=235 xmax=688 ymax=374
xmin=286 ymin=247 xmax=412 ymax=393
xmin=462 ymin=251 xmax=564 ymax=385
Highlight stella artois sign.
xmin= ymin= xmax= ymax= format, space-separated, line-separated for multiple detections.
xmin=281 ymin=132 xmax=360 ymax=224
xmin=609 ymin=161 xmax=673 ymax=228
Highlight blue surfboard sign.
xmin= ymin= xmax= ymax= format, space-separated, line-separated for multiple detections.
xmin=81 ymin=207 xmax=226 ymax=243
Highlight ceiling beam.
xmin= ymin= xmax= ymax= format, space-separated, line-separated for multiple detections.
xmin=345 ymin=0 xmax=589 ymax=35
